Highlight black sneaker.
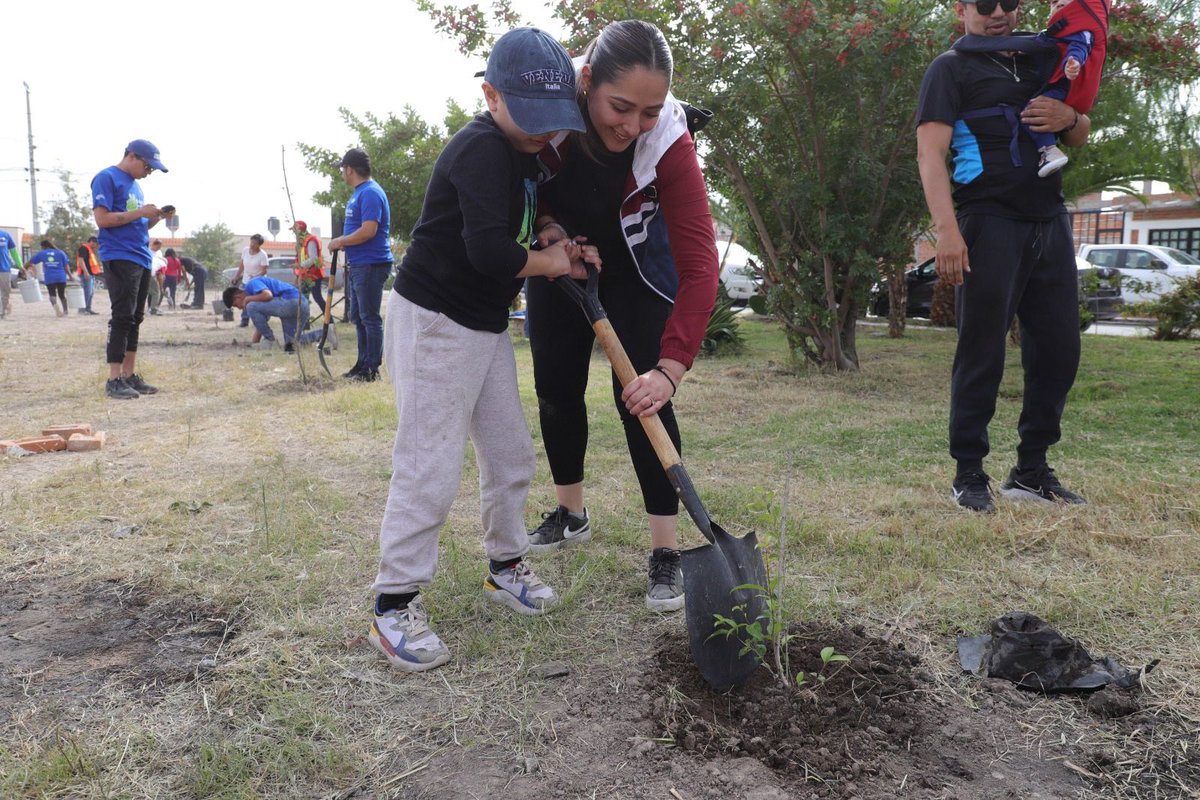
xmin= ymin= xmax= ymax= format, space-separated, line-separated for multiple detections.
xmin=646 ymin=548 xmax=684 ymax=612
xmin=342 ymin=365 xmax=364 ymax=379
xmin=126 ymin=374 xmax=158 ymax=395
xmin=347 ymin=369 xmax=379 ymax=383
xmin=105 ymin=377 xmax=139 ymax=400
xmin=999 ymin=464 xmax=1086 ymax=505
xmin=528 ymin=506 xmax=591 ymax=553
xmin=952 ymin=470 xmax=995 ymax=513
xmin=283 ymin=342 xmax=296 ymax=354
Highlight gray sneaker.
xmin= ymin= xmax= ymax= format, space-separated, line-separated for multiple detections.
xmin=368 ymin=595 xmax=451 ymax=672
xmin=484 ymin=560 xmax=558 ymax=615
xmin=105 ymin=377 xmax=139 ymax=400
xmin=646 ymin=548 xmax=685 ymax=612
xmin=528 ymin=505 xmax=591 ymax=553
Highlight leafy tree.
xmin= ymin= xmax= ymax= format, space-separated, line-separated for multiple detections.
xmin=422 ymin=0 xmax=945 ymax=369
xmin=298 ymin=103 xmax=473 ymax=244
xmin=185 ymin=223 xmax=238 ymax=285
xmin=419 ymin=0 xmax=1200 ymax=363
xmin=40 ymin=172 xmax=97 ymax=254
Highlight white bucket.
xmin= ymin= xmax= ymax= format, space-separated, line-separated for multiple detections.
xmin=19 ymin=280 xmax=42 ymax=304
xmin=64 ymin=282 xmax=85 ymax=310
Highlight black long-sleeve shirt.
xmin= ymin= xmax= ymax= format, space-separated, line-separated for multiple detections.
xmin=394 ymin=112 xmax=535 ymax=332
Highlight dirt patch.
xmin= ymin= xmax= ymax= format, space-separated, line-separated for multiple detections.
xmin=0 ymin=574 xmax=236 ymax=725
xmin=257 ymin=377 xmax=339 ymax=395
xmin=633 ymin=624 xmax=1115 ymax=799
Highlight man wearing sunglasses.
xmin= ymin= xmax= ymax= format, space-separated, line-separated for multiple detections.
xmin=91 ymin=139 xmax=169 ymax=400
xmin=916 ymin=0 xmax=1092 ymax=513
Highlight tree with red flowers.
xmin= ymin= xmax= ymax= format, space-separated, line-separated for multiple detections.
xmin=419 ymin=0 xmax=1200 ymax=364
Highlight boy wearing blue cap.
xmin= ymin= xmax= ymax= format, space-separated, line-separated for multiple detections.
xmin=368 ymin=27 xmax=598 ymax=672
xmin=91 ymin=139 xmax=169 ymax=400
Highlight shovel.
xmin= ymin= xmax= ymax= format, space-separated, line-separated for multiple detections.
xmin=555 ymin=266 xmax=768 ymax=691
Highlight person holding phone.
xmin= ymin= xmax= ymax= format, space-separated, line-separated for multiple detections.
xmin=91 ymin=139 xmax=168 ymax=399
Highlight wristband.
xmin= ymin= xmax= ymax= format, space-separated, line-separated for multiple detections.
xmin=651 ymin=365 xmax=677 ymax=396
xmin=1062 ymin=110 xmax=1079 ymax=134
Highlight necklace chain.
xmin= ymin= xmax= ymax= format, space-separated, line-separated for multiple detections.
xmin=986 ymin=53 xmax=1021 ymax=82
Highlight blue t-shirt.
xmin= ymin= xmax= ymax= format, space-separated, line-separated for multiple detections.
xmin=29 ymin=248 xmax=71 ymax=283
xmin=344 ymin=179 xmax=393 ymax=266
xmin=91 ymin=165 xmax=151 ymax=269
xmin=0 ymin=230 xmax=15 ymax=272
xmin=244 ymin=275 xmax=300 ymax=300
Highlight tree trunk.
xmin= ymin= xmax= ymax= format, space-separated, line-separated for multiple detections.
xmin=886 ymin=264 xmax=908 ymax=337
xmin=930 ymin=280 xmax=956 ymax=327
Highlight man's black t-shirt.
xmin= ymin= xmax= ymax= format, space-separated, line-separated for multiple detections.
xmin=394 ymin=112 xmax=536 ymax=333
xmin=917 ymin=48 xmax=1065 ymax=220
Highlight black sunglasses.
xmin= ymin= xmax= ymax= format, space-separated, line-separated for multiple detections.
xmin=967 ymin=0 xmax=1019 ymax=14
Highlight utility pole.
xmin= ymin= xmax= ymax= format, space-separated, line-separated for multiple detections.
xmin=24 ymin=82 xmax=40 ymax=236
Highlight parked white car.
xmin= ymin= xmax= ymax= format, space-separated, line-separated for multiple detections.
xmin=716 ymin=241 xmax=763 ymax=304
xmin=1078 ymin=244 xmax=1200 ymax=304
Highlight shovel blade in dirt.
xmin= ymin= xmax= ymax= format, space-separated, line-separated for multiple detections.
xmin=553 ymin=266 xmax=769 ymax=692
xmin=682 ymin=525 xmax=769 ymax=691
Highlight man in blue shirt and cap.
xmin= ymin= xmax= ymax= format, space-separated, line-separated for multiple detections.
xmin=91 ymin=139 xmax=169 ymax=400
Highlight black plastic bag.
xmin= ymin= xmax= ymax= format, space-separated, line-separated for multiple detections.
xmin=957 ymin=611 xmax=1158 ymax=692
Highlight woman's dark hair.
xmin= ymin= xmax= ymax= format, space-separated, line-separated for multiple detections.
xmin=574 ymin=20 xmax=673 ymax=161
xmin=165 ymin=248 xmax=176 ymax=258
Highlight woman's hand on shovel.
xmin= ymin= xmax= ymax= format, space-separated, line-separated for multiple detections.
xmin=622 ymin=358 xmax=683 ymax=418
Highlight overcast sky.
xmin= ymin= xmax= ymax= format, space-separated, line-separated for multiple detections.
xmin=2 ymin=0 xmax=561 ymax=242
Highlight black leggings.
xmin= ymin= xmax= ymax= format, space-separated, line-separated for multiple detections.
xmin=104 ymin=260 xmax=150 ymax=364
xmin=46 ymin=282 xmax=67 ymax=307
xmin=527 ymin=271 xmax=682 ymax=516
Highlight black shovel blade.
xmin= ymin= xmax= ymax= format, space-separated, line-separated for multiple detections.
xmin=681 ymin=524 xmax=769 ymax=691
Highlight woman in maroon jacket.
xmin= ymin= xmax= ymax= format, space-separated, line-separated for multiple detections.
xmin=527 ymin=19 xmax=719 ymax=612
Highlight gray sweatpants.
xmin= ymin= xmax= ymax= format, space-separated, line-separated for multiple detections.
xmin=373 ymin=291 xmax=535 ymax=595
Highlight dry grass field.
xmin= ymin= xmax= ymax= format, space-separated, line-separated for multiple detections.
xmin=1 ymin=297 xmax=1197 ymax=799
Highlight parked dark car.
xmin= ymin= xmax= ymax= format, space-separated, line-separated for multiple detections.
xmin=870 ymin=258 xmax=938 ymax=318
xmin=871 ymin=256 xmax=1124 ymax=326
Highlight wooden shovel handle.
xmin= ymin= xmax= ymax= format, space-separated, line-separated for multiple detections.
xmin=591 ymin=317 xmax=682 ymax=473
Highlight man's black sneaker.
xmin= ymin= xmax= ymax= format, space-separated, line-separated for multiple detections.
xmin=528 ymin=505 xmax=591 ymax=553
xmin=342 ymin=365 xmax=364 ymax=379
xmin=952 ymin=470 xmax=995 ymax=513
xmin=283 ymin=342 xmax=296 ymax=354
xmin=105 ymin=377 xmax=139 ymax=400
xmin=126 ymin=374 xmax=158 ymax=395
xmin=347 ymin=369 xmax=379 ymax=383
xmin=999 ymin=464 xmax=1086 ymax=505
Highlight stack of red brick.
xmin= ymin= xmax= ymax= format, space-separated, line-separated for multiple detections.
xmin=1 ymin=424 xmax=107 ymax=454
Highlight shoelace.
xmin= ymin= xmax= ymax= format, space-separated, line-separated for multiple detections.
xmin=649 ymin=553 xmax=680 ymax=585
xmin=508 ymin=561 xmax=544 ymax=589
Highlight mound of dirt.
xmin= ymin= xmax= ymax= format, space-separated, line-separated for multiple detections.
xmin=0 ymin=575 xmax=235 ymax=725
xmin=643 ymin=623 xmax=1096 ymax=799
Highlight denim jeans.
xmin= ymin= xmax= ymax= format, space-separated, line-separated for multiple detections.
xmin=190 ymin=267 xmax=207 ymax=307
xmin=348 ymin=263 xmax=390 ymax=371
xmin=247 ymin=295 xmax=309 ymax=344
xmin=81 ymin=275 xmax=95 ymax=311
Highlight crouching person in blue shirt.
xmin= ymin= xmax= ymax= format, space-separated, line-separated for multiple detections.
xmin=222 ymin=276 xmax=333 ymax=353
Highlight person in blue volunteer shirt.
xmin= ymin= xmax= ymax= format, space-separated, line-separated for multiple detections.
xmin=1 ymin=228 xmax=27 ymax=319
xmin=221 ymin=277 xmax=332 ymax=353
xmin=327 ymin=148 xmax=392 ymax=383
xmin=91 ymin=139 xmax=168 ymax=400
xmin=28 ymin=239 xmax=74 ymax=318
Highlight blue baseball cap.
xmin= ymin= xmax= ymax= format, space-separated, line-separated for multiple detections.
xmin=483 ymin=28 xmax=585 ymax=136
xmin=126 ymin=139 xmax=168 ymax=172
